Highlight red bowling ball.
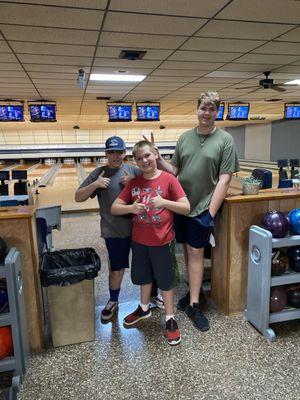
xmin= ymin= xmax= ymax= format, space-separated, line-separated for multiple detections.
xmin=270 ymin=286 xmax=287 ymax=313
xmin=0 ymin=326 xmax=13 ymax=360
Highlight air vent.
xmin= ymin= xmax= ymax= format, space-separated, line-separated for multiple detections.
xmin=96 ymin=96 xmax=111 ymax=100
xmin=265 ymin=98 xmax=282 ymax=102
xmin=119 ymin=50 xmax=147 ymax=60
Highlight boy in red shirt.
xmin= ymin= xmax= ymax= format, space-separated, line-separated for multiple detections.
xmin=111 ymin=141 xmax=190 ymax=345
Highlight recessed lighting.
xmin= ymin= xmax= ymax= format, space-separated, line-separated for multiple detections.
xmin=284 ymin=79 xmax=300 ymax=85
xmin=90 ymin=73 xmax=146 ymax=82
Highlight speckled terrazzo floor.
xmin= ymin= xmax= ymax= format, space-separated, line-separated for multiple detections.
xmin=17 ymin=213 xmax=300 ymax=400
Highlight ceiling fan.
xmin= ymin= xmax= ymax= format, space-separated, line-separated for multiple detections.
xmin=235 ymin=71 xmax=297 ymax=93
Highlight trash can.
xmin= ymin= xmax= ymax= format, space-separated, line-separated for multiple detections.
xmin=40 ymin=248 xmax=101 ymax=347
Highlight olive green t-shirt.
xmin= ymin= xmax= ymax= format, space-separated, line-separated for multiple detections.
xmin=171 ymin=127 xmax=239 ymax=217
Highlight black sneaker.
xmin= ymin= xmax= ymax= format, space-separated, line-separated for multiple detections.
xmin=185 ymin=303 xmax=209 ymax=331
xmin=177 ymin=290 xmax=207 ymax=311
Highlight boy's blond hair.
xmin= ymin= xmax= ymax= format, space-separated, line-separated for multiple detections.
xmin=132 ymin=140 xmax=155 ymax=158
xmin=197 ymin=92 xmax=221 ymax=110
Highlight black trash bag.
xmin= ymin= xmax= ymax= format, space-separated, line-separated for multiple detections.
xmin=40 ymin=247 xmax=101 ymax=287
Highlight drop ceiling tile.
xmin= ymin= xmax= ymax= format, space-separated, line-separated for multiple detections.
xmin=217 ymin=0 xmax=300 ymax=24
xmin=206 ymin=71 xmax=257 ymax=78
xmin=7 ymin=0 xmax=107 ymax=7
xmin=0 ymin=25 xmax=99 ymax=45
xmin=96 ymin=47 xmax=173 ymax=60
xmin=93 ymin=58 xmax=160 ymax=68
xmin=0 ymin=71 xmax=27 ymax=77
xmin=99 ymin=32 xmax=187 ymax=50
xmin=181 ymin=37 xmax=265 ymax=52
xmin=160 ymin=61 xmax=224 ymax=70
xmin=275 ymin=66 xmax=300 ymax=73
xmin=0 ymin=3 xmax=104 ymax=29
xmin=145 ymin=76 xmax=194 ymax=83
xmin=0 ymin=63 xmax=23 ymax=71
xmin=141 ymin=81 xmax=184 ymax=88
xmin=104 ymin=12 xmax=207 ymax=35
xmin=29 ymin=72 xmax=77 ymax=80
xmin=196 ymin=20 xmax=294 ymax=40
xmin=276 ymin=27 xmax=300 ymax=42
xmin=26 ymin=65 xmax=88 ymax=73
xmin=218 ymin=63 xmax=280 ymax=72
xmin=196 ymin=77 xmax=247 ymax=83
xmin=11 ymin=42 xmax=95 ymax=57
xmin=253 ymin=41 xmax=300 ymax=55
xmin=18 ymin=54 xmax=93 ymax=65
xmin=109 ymin=0 xmax=228 ymax=17
xmin=92 ymin=66 xmax=153 ymax=75
xmin=0 ymin=54 xmax=17 ymax=62
xmin=168 ymin=50 xmax=242 ymax=63
xmin=236 ymin=53 xmax=300 ymax=64
xmin=152 ymin=69 xmax=209 ymax=77
xmin=0 ymin=41 xmax=11 ymax=52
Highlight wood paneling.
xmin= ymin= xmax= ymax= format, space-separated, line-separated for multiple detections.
xmin=212 ymin=188 xmax=300 ymax=315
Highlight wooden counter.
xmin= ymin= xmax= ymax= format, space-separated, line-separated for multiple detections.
xmin=0 ymin=206 xmax=44 ymax=351
xmin=211 ymin=188 xmax=300 ymax=315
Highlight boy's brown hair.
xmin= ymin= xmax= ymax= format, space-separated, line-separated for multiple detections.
xmin=132 ymin=140 xmax=156 ymax=159
xmin=197 ymin=91 xmax=221 ymax=110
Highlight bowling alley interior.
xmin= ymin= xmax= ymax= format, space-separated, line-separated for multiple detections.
xmin=0 ymin=1 xmax=300 ymax=399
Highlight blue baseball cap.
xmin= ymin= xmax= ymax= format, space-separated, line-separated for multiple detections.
xmin=105 ymin=136 xmax=126 ymax=152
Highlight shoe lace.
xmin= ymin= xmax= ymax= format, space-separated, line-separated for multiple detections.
xmin=166 ymin=318 xmax=178 ymax=331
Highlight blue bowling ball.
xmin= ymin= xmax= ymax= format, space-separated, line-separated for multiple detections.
xmin=288 ymin=208 xmax=300 ymax=235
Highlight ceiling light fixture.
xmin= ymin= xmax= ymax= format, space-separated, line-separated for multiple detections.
xmin=284 ymin=79 xmax=300 ymax=85
xmin=90 ymin=73 xmax=146 ymax=82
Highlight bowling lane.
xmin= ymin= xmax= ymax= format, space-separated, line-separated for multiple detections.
xmin=33 ymin=162 xmax=98 ymax=212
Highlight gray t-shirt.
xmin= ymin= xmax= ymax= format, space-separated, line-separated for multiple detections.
xmin=79 ymin=163 xmax=140 ymax=238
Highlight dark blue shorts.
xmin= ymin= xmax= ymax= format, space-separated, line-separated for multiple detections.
xmin=174 ymin=211 xmax=214 ymax=249
xmin=131 ymin=241 xmax=176 ymax=291
xmin=104 ymin=237 xmax=131 ymax=271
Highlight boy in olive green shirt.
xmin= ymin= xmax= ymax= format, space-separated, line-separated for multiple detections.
xmin=149 ymin=92 xmax=239 ymax=331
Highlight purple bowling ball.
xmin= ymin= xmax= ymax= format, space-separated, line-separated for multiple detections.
xmin=261 ymin=210 xmax=290 ymax=238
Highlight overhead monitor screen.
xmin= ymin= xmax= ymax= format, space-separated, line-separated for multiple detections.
xmin=107 ymin=104 xmax=132 ymax=122
xmin=284 ymin=104 xmax=300 ymax=119
xmin=216 ymin=103 xmax=225 ymax=121
xmin=29 ymin=104 xmax=56 ymax=122
xmin=228 ymin=104 xmax=250 ymax=120
xmin=136 ymin=104 xmax=160 ymax=121
xmin=0 ymin=105 xmax=24 ymax=122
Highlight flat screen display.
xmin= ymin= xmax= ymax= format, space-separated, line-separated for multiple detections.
xmin=284 ymin=104 xmax=300 ymax=119
xmin=29 ymin=104 xmax=56 ymax=122
xmin=228 ymin=104 xmax=250 ymax=120
xmin=12 ymin=170 xmax=27 ymax=180
xmin=216 ymin=103 xmax=225 ymax=121
xmin=0 ymin=105 xmax=24 ymax=122
xmin=0 ymin=171 xmax=9 ymax=180
xmin=107 ymin=104 xmax=132 ymax=122
xmin=136 ymin=104 xmax=160 ymax=121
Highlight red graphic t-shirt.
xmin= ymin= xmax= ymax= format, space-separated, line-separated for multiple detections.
xmin=119 ymin=171 xmax=186 ymax=246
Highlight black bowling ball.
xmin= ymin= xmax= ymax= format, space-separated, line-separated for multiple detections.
xmin=0 ymin=237 xmax=7 ymax=263
xmin=287 ymin=287 xmax=300 ymax=308
xmin=287 ymin=246 xmax=300 ymax=272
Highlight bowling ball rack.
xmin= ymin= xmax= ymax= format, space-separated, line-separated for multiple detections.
xmin=0 ymin=248 xmax=28 ymax=399
xmin=246 ymin=225 xmax=300 ymax=341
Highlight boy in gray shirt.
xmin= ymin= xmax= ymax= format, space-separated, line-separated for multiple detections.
xmin=75 ymin=136 xmax=139 ymax=321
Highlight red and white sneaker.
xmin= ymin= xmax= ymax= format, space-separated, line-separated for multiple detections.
xmin=166 ymin=318 xmax=181 ymax=346
xmin=123 ymin=305 xmax=151 ymax=326
xmin=101 ymin=300 xmax=118 ymax=321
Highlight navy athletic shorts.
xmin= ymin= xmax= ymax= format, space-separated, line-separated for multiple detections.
xmin=174 ymin=210 xmax=215 ymax=249
xmin=104 ymin=237 xmax=131 ymax=271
